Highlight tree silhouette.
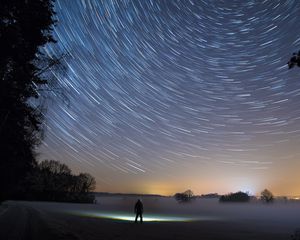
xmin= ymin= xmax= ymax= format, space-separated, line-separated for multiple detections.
xmin=174 ymin=189 xmax=194 ymax=202
xmin=287 ymin=51 xmax=300 ymax=69
xmin=26 ymin=160 xmax=96 ymax=203
xmin=0 ymin=0 xmax=58 ymax=201
xmin=76 ymin=173 xmax=96 ymax=193
xmin=260 ymin=189 xmax=274 ymax=203
xmin=219 ymin=191 xmax=250 ymax=202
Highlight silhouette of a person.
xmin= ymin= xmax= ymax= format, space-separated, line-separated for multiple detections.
xmin=134 ymin=199 xmax=143 ymax=223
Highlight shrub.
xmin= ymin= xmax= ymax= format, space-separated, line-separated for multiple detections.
xmin=219 ymin=191 xmax=250 ymax=202
xmin=291 ymin=229 xmax=300 ymax=240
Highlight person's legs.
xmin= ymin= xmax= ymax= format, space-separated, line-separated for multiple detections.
xmin=135 ymin=213 xmax=138 ymax=223
xmin=140 ymin=213 xmax=143 ymax=223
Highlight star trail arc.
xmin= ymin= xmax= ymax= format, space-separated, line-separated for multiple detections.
xmin=40 ymin=0 xmax=300 ymax=195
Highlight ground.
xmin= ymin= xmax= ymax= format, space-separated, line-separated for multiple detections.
xmin=0 ymin=197 xmax=299 ymax=240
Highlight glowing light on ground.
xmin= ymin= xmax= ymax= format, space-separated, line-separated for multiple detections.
xmin=67 ymin=210 xmax=219 ymax=222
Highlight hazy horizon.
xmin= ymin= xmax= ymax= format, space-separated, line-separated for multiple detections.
xmin=94 ymin=190 xmax=300 ymax=198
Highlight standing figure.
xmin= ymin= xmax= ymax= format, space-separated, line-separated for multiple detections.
xmin=134 ymin=199 xmax=143 ymax=223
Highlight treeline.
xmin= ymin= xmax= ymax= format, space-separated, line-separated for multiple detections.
xmin=219 ymin=189 xmax=274 ymax=203
xmin=174 ymin=189 xmax=274 ymax=203
xmin=219 ymin=191 xmax=250 ymax=202
xmin=0 ymin=0 xmax=62 ymax=201
xmin=22 ymin=160 xmax=96 ymax=203
xmin=0 ymin=1 xmax=98 ymax=204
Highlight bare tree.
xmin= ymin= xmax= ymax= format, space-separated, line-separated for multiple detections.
xmin=174 ymin=189 xmax=194 ymax=202
xmin=261 ymin=189 xmax=274 ymax=203
xmin=77 ymin=173 xmax=96 ymax=193
xmin=26 ymin=160 xmax=96 ymax=203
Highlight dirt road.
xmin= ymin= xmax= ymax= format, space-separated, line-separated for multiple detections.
xmin=0 ymin=202 xmax=79 ymax=240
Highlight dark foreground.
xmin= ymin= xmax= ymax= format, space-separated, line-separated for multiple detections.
xmin=0 ymin=199 xmax=297 ymax=240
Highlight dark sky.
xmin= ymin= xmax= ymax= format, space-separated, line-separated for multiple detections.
xmin=40 ymin=0 xmax=300 ymax=196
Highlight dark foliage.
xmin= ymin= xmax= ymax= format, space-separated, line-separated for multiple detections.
xmin=291 ymin=229 xmax=300 ymax=240
xmin=260 ymin=189 xmax=274 ymax=203
xmin=24 ymin=160 xmax=96 ymax=203
xmin=200 ymin=193 xmax=220 ymax=198
xmin=0 ymin=0 xmax=58 ymax=201
xmin=288 ymin=51 xmax=300 ymax=69
xmin=174 ymin=189 xmax=195 ymax=203
xmin=219 ymin=191 xmax=250 ymax=203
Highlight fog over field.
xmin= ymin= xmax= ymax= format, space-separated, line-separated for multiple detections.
xmin=2 ymin=196 xmax=299 ymax=240
xmin=78 ymin=196 xmax=300 ymax=232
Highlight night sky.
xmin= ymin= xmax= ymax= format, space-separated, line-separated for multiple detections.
xmin=40 ymin=0 xmax=300 ymax=196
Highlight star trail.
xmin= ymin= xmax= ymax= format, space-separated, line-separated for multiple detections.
xmin=40 ymin=0 xmax=300 ymax=195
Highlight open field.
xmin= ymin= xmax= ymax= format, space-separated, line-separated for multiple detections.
xmin=0 ymin=196 xmax=300 ymax=240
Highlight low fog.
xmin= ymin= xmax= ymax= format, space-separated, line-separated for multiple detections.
xmin=11 ymin=196 xmax=300 ymax=235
